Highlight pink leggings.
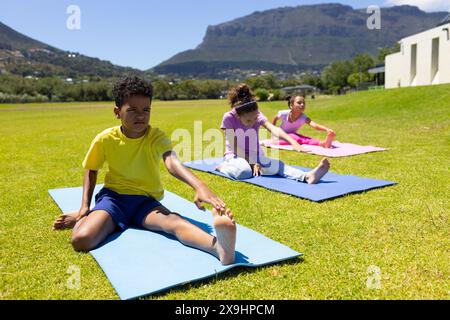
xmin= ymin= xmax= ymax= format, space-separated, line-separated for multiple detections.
xmin=278 ymin=133 xmax=321 ymax=146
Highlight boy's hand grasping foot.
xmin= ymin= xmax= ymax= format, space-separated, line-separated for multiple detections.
xmin=212 ymin=208 xmax=236 ymax=265
xmin=305 ymin=158 xmax=330 ymax=184
xmin=194 ymin=184 xmax=226 ymax=211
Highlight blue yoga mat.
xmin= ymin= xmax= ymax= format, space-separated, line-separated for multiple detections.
xmin=184 ymin=158 xmax=396 ymax=202
xmin=49 ymin=186 xmax=302 ymax=300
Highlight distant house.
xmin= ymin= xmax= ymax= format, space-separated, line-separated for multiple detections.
xmin=385 ymin=17 xmax=450 ymax=89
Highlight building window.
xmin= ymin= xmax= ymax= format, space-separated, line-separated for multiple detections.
xmin=431 ymin=37 xmax=440 ymax=83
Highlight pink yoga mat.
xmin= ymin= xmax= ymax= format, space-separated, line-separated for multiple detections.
xmin=260 ymin=140 xmax=387 ymax=157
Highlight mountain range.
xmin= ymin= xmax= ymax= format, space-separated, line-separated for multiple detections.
xmin=0 ymin=3 xmax=448 ymax=79
xmin=154 ymin=4 xmax=448 ymax=77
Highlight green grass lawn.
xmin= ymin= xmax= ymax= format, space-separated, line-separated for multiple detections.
xmin=0 ymin=84 xmax=449 ymax=300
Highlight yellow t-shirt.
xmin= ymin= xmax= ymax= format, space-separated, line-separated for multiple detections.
xmin=82 ymin=126 xmax=173 ymax=200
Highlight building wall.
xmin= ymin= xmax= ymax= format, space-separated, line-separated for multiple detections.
xmin=385 ymin=22 xmax=450 ymax=89
xmin=385 ymin=52 xmax=404 ymax=88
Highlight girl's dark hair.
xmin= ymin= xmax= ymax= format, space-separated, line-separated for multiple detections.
xmin=285 ymin=95 xmax=305 ymax=108
xmin=227 ymin=84 xmax=258 ymax=116
xmin=113 ymin=76 xmax=153 ymax=108
xmin=285 ymin=95 xmax=294 ymax=108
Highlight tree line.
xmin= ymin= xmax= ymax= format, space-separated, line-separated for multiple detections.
xmin=0 ymin=76 xmax=237 ymax=103
xmin=0 ymin=45 xmax=399 ymax=103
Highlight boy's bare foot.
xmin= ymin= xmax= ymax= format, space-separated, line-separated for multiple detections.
xmin=53 ymin=211 xmax=78 ymax=230
xmin=212 ymin=208 xmax=236 ymax=265
xmin=304 ymin=158 xmax=330 ymax=184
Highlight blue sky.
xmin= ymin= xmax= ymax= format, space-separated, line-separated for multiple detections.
xmin=1 ymin=0 xmax=449 ymax=70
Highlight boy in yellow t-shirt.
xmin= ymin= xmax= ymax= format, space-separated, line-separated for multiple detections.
xmin=53 ymin=76 xmax=236 ymax=265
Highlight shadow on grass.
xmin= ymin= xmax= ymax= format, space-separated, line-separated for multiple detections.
xmin=143 ymin=256 xmax=304 ymax=300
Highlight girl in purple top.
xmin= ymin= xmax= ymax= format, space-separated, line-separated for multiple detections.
xmin=272 ymin=95 xmax=336 ymax=148
xmin=217 ymin=84 xmax=330 ymax=183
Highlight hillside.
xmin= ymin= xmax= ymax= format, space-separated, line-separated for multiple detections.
xmin=0 ymin=21 xmax=142 ymax=78
xmin=154 ymin=4 xmax=448 ymax=77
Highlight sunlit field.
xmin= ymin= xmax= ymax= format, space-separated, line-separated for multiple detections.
xmin=0 ymin=84 xmax=449 ymax=299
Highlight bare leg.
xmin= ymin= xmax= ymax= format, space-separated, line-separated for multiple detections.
xmin=141 ymin=206 xmax=236 ymax=265
xmin=304 ymin=158 xmax=330 ymax=184
xmin=70 ymin=210 xmax=116 ymax=252
xmin=319 ymin=131 xmax=336 ymax=148
xmin=53 ymin=210 xmax=79 ymax=230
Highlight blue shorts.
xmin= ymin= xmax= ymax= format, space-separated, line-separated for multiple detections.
xmin=90 ymin=188 xmax=162 ymax=230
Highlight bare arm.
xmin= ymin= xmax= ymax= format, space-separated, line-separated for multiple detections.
xmin=223 ymin=128 xmax=251 ymax=162
xmin=223 ymin=128 xmax=238 ymax=157
xmin=77 ymin=169 xmax=98 ymax=220
xmin=308 ymin=118 xmax=335 ymax=134
xmin=163 ymin=151 xmax=226 ymax=211
xmin=262 ymin=121 xmax=309 ymax=152
xmin=272 ymin=115 xmax=279 ymax=126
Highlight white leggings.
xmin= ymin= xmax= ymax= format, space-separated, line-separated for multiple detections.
xmin=217 ymin=156 xmax=307 ymax=182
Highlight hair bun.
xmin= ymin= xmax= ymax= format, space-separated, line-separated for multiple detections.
xmin=237 ymin=84 xmax=251 ymax=100
xmin=228 ymin=83 xmax=254 ymax=107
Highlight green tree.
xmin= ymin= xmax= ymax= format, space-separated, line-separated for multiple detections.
xmin=197 ymin=80 xmax=227 ymax=99
xmin=377 ymin=43 xmax=401 ymax=64
xmin=338 ymin=54 xmax=376 ymax=89
xmin=153 ymin=80 xmax=176 ymax=100
xmin=347 ymin=72 xmax=373 ymax=88
xmin=175 ymin=80 xmax=200 ymax=100
xmin=246 ymin=73 xmax=280 ymax=90
xmin=352 ymin=54 xmax=375 ymax=74
xmin=321 ymin=61 xmax=354 ymax=93
xmin=262 ymin=73 xmax=279 ymax=89
xmin=301 ymin=73 xmax=322 ymax=89
xmin=269 ymin=89 xmax=287 ymax=101
xmin=37 ymin=77 xmax=63 ymax=101
xmin=255 ymin=88 xmax=269 ymax=101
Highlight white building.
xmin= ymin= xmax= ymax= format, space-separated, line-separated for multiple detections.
xmin=385 ymin=19 xmax=450 ymax=89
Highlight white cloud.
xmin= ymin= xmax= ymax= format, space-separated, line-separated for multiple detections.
xmin=384 ymin=0 xmax=450 ymax=12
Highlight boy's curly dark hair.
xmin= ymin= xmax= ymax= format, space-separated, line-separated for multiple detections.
xmin=112 ymin=76 xmax=153 ymax=108
xmin=227 ymin=83 xmax=258 ymax=116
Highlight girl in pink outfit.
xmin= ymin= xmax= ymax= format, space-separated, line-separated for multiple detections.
xmin=272 ymin=95 xmax=336 ymax=148
xmin=217 ymin=84 xmax=330 ymax=184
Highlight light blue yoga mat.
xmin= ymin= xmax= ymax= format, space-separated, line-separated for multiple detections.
xmin=184 ymin=158 xmax=396 ymax=202
xmin=49 ymin=186 xmax=302 ymax=300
